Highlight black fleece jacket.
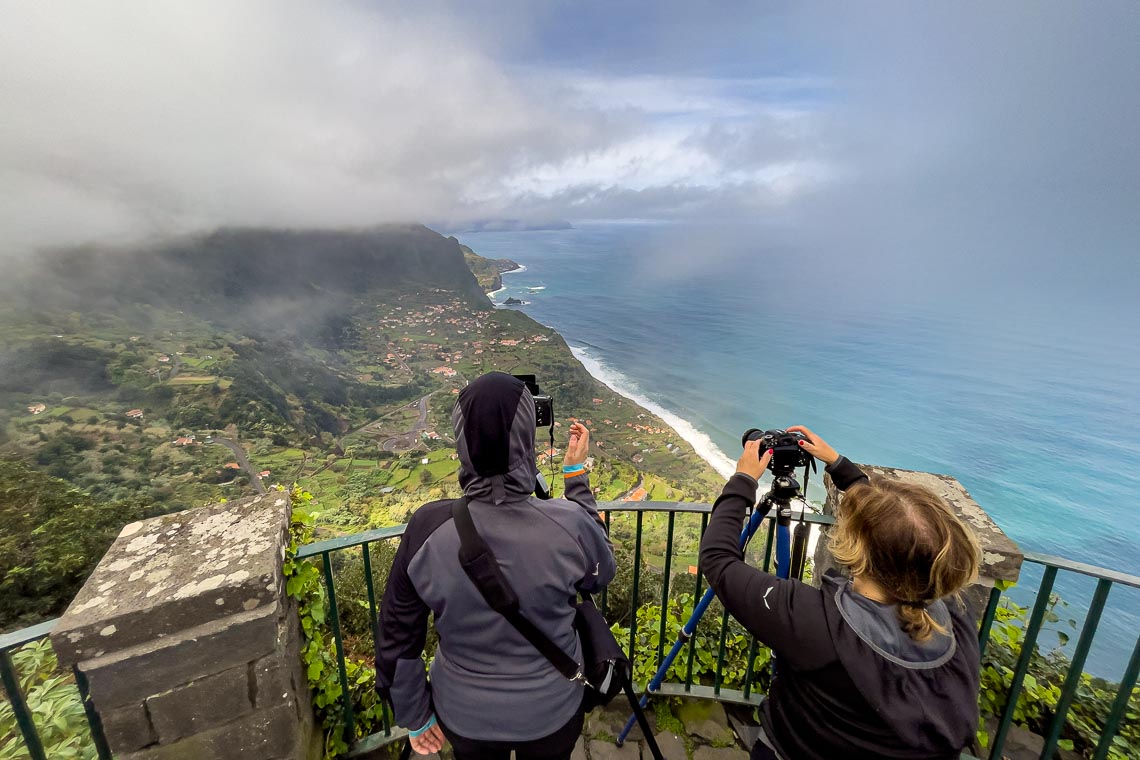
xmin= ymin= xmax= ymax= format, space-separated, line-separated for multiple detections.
xmin=699 ymin=458 xmax=980 ymax=760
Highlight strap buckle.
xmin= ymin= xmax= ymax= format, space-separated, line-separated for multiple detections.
xmin=571 ymin=668 xmax=592 ymax=688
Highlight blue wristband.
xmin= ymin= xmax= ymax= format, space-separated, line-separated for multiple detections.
xmin=562 ymin=464 xmax=586 ymax=474
xmin=410 ymin=714 xmax=437 ymax=737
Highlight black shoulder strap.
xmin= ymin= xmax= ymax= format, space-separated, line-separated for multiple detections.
xmin=451 ymin=497 xmax=583 ymax=682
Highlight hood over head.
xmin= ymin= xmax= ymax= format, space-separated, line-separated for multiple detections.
xmin=452 ymin=372 xmax=538 ymax=504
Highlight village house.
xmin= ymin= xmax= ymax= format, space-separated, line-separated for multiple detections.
xmin=157 ymin=355 xmax=170 ymax=363
xmin=223 ymin=462 xmax=241 ymax=470
xmin=172 ymin=436 xmax=197 ymax=447
xmin=537 ymin=446 xmax=562 ymax=465
xmin=126 ymin=409 xmax=144 ymax=419
xmin=27 ymin=403 xmax=47 ymax=415
xmin=258 ymin=470 xmax=271 ymax=478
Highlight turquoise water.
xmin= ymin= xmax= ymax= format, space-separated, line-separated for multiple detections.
xmin=455 ymin=222 xmax=1140 ymax=678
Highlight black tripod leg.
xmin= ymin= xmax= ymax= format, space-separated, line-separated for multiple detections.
xmin=399 ymin=740 xmax=412 ymax=760
xmin=624 ymin=680 xmax=666 ymax=760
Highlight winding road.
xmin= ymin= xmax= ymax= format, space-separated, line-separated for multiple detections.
xmin=206 ymin=435 xmax=267 ymax=495
xmin=379 ymin=393 xmax=435 ymax=452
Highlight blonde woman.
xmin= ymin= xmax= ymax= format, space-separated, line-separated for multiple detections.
xmin=700 ymin=425 xmax=981 ymax=760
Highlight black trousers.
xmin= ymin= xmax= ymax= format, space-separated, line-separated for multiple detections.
xmin=750 ymin=739 xmax=779 ymax=760
xmin=440 ymin=709 xmax=585 ymax=760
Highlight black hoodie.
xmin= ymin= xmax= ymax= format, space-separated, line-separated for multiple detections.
xmin=699 ymin=458 xmax=980 ymax=760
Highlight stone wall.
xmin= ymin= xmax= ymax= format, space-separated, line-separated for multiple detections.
xmin=811 ymin=464 xmax=1023 ymax=619
xmin=50 ymin=493 xmax=320 ymax=760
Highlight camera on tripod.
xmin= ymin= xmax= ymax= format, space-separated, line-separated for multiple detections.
xmin=741 ymin=428 xmax=814 ymax=475
xmin=513 ymin=374 xmax=553 ymax=428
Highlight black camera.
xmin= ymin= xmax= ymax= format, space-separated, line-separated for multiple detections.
xmin=741 ymin=428 xmax=814 ymax=474
xmin=513 ymin=374 xmax=554 ymax=428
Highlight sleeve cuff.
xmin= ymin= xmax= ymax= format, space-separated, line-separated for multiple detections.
xmin=410 ymin=714 xmax=437 ymax=737
xmin=824 ymin=455 xmax=848 ymax=473
xmin=731 ymin=471 xmax=759 ymax=488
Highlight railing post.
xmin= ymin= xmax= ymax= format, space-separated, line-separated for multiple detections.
xmin=0 ymin=649 xmax=48 ymax=760
xmin=976 ymin=586 xmax=1002 ymax=658
xmin=713 ymin=609 xmax=730 ymax=695
xmin=1094 ymin=634 xmax=1140 ymax=760
xmin=988 ymin=566 xmax=1057 ymax=760
xmin=684 ymin=513 xmax=708 ymax=691
xmin=656 ymin=512 xmax=676 ymax=668
xmin=628 ymin=512 xmax=643 ymax=667
xmin=1040 ymin=579 xmax=1112 ymax=759
xmin=601 ymin=510 xmax=611 ymax=617
xmin=323 ymin=551 xmax=355 ymax=745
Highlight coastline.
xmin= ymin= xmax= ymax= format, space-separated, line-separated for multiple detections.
xmin=568 ymin=343 xmax=737 ymax=480
xmin=487 ymin=264 xmax=526 ymax=300
xmin=570 ymin=342 xmax=820 ymax=556
xmin=478 ymin=253 xmax=819 ymax=514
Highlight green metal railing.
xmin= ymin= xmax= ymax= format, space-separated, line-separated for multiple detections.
xmin=0 ymin=620 xmax=111 ymax=760
xmin=3 ymin=502 xmax=1137 ymax=759
xmin=292 ymin=501 xmax=1139 ymax=759
xmin=295 ymin=524 xmax=405 ymax=756
xmin=978 ymin=551 xmax=1140 ymax=760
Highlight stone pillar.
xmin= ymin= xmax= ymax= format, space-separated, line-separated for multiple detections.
xmin=811 ymin=464 xmax=1023 ymax=619
xmin=50 ymin=493 xmax=319 ymax=760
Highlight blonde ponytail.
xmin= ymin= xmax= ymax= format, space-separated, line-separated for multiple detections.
xmin=897 ymin=602 xmax=942 ymax=643
xmin=829 ymin=477 xmax=981 ymax=643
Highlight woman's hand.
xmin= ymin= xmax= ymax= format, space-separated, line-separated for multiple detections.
xmin=564 ymin=422 xmax=590 ymax=466
xmin=736 ymin=439 xmax=772 ymax=480
xmin=787 ymin=425 xmax=840 ymax=465
xmin=409 ymin=722 xmax=445 ymax=755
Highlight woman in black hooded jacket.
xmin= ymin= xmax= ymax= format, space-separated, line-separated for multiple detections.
xmin=700 ymin=425 xmax=982 ymax=760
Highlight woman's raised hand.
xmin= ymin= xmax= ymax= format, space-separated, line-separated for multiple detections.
xmin=736 ymin=439 xmax=772 ymax=480
xmin=564 ymin=422 xmax=590 ymax=466
xmin=787 ymin=425 xmax=840 ymax=465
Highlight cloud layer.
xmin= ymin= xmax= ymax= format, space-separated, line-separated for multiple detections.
xmin=1 ymin=0 xmax=1138 ymax=305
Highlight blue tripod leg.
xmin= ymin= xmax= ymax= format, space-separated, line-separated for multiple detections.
xmin=774 ymin=517 xmax=792 ymax=580
xmin=617 ymin=502 xmax=771 ymax=746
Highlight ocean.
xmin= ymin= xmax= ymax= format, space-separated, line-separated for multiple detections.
xmin=454 ymin=222 xmax=1140 ymax=679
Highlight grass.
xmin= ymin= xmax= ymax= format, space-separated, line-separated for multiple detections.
xmin=168 ymin=375 xmax=218 ymax=385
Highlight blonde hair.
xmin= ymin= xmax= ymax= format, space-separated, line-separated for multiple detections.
xmin=828 ymin=476 xmax=981 ymax=642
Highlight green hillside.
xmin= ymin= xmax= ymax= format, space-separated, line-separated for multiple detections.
xmin=0 ymin=225 xmax=724 ymax=630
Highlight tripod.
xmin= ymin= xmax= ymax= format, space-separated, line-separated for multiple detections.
xmin=616 ymin=465 xmax=813 ymax=746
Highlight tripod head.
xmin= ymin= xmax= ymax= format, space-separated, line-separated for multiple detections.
xmin=759 ymin=473 xmax=804 ymax=526
xmin=755 ymin=462 xmax=815 ymax=581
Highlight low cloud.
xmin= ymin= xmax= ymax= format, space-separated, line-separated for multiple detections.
xmin=1 ymin=0 xmax=1138 ymax=310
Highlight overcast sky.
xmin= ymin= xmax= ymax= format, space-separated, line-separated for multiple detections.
xmin=2 ymin=1 xmax=1138 ymax=301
